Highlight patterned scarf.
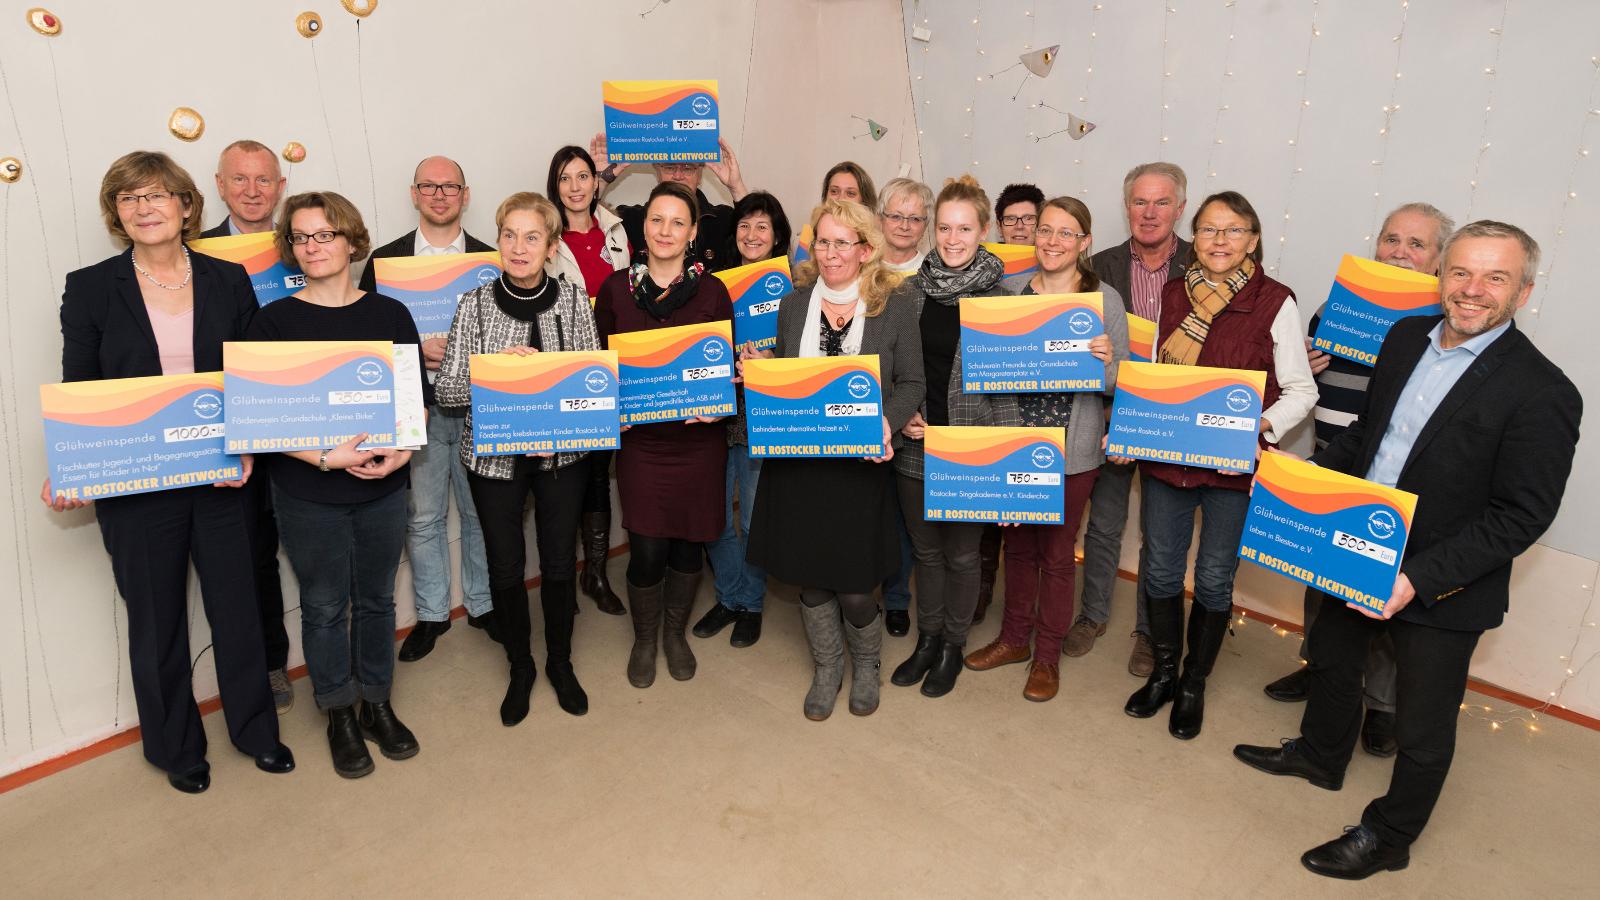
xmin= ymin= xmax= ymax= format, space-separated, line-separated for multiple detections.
xmin=1158 ymin=257 xmax=1255 ymax=367
xmin=915 ymin=245 xmax=1006 ymax=306
xmin=628 ymin=260 xmax=705 ymax=321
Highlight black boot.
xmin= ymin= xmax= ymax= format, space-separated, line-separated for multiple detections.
xmin=891 ymin=632 xmax=943 ymax=687
xmin=579 ymin=511 xmax=626 ymax=615
xmin=358 ymin=701 xmax=420 ymax=760
xmin=542 ymin=580 xmax=588 ymax=716
xmin=500 ymin=666 xmax=536 ymax=726
xmin=973 ymin=525 xmax=1002 ymax=624
xmin=920 ymin=640 xmax=966 ymax=697
xmin=326 ymin=705 xmax=374 ymax=779
xmin=1169 ymin=605 xmax=1232 ymax=740
xmin=626 ymin=579 xmax=664 ymax=688
xmin=1125 ymin=594 xmax=1183 ymax=718
xmin=661 ymin=568 xmax=701 ymax=681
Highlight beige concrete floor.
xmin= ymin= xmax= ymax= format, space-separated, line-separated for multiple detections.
xmin=3 ymin=562 xmax=1596 ymax=898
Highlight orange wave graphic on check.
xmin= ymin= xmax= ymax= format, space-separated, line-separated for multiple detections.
xmin=715 ymin=257 xmax=791 ymax=298
xmin=980 ymin=242 xmax=1037 ymax=277
xmin=471 ymin=352 xmax=617 ymax=394
xmin=1255 ymin=453 xmax=1415 ymax=526
xmin=190 ymin=232 xmax=280 ymax=273
xmin=743 ymin=356 xmax=879 ymax=400
xmin=1335 ymin=255 xmax=1439 ymax=312
xmin=1116 ymin=361 xmax=1265 ymax=406
xmin=372 ymin=252 xmax=501 ymax=293
xmin=926 ymin=426 xmax=1066 ymax=467
xmin=603 ymin=80 xmax=717 ymax=116
xmin=1127 ymin=314 xmax=1157 ymax=360
xmin=610 ymin=321 xmax=731 ymax=368
xmin=41 ymin=373 xmax=222 ymax=427
xmin=962 ymin=293 xmax=1102 ymax=336
xmin=225 ymin=341 xmax=392 ymax=386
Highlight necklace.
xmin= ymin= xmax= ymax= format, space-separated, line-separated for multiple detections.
xmin=131 ymin=246 xmax=192 ymax=291
xmin=500 ymin=273 xmax=547 ymax=300
xmin=820 ymin=299 xmax=854 ymax=330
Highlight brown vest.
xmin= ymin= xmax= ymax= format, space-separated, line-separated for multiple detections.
xmin=1143 ymin=266 xmax=1294 ymax=492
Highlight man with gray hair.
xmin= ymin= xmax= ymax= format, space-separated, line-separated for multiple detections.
xmin=1263 ymin=202 xmax=1455 ymax=759
xmin=1235 ymin=220 xmax=1581 ymax=879
xmin=1075 ymin=162 xmax=1197 ymax=675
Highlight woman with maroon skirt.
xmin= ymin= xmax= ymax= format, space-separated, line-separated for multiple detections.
xmin=593 ymin=181 xmax=733 ymax=689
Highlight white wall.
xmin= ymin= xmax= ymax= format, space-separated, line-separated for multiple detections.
xmin=0 ymin=0 xmax=922 ymax=777
xmin=905 ymin=0 xmax=1597 ymax=718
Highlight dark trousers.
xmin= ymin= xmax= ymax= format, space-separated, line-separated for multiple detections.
xmin=1298 ymin=591 xmax=1483 ymax=848
xmin=897 ymin=474 xmax=983 ymax=646
xmin=96 ymin=486 xmax=279 ymax=774
xmin=469 ymin=457 xmax=590 ymax=670
xmin=245 ymin=475 xmax=289 ymax=671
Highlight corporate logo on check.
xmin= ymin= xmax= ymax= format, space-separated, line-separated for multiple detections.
xmin=1105 ymin=362 xmax=1266 ymax=473
xmin=189 ymin=232 xmax=304 ymax=305
xmin=714 ymin=256 xmax=792 ymax=351
xmin=372 ymin=252 xmax=503 ymax=337
xmin=469 ymin=350 xmax=620 ymax=456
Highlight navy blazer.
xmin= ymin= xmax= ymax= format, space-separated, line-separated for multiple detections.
xmin=1313 ymin=315 xmax=1582 ymax=632
xmin=198 ymin=219 xmax=232 ymax=239
xmin=60 ymin=248 xmax=258 ymax=382
xmin=356 ymin=228 xmax=494 ymax=293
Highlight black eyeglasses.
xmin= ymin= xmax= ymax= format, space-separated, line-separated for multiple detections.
xmin=414 ymin=183 xmax=464 ymax=197
xmin=288 ymin=230 xmax=343 ymax=245
xmin=1000 ymin=214 xmax=1039 ymax=227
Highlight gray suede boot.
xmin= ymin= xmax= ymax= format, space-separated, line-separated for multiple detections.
xmin=798 ymin=596 xmax=845 ymax=721
xmin=843 ymin=613 xmax=882 ymax=716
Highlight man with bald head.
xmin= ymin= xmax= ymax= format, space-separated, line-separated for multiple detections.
xmin=202 ymin=139 xmax=285 ymax=237
xmin=362 ymin=156 xmax=496 ymax=661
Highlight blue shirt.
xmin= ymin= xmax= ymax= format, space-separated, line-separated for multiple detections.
xmin=1365 ymin=320 xmax=1511 ymax=487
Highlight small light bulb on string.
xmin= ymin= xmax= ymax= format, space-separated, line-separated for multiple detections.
xmin=1532 ymin=52 xmax=1600 ymax=326
xmin=1275 ymin=0 xmax=1322 ymax=274
xmin=1204 ymin=0 xmax=1241 ymax=188
xmin=1466 ymin=0 xmax=1510 ymax=219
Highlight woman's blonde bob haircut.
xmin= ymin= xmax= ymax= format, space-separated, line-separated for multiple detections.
xmin=98 ymin=150 xmax=205 ymax=246
xmin=494 ymin=191 xmax=563 ymax=241
xmin=793 ymin=199 xmax=900 ymax=318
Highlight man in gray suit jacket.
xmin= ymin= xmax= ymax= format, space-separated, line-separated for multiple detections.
xmin=1072 ymin=162 xmax=1196 ymax=676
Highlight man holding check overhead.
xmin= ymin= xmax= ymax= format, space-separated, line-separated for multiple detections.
xmin=1233 ymin=221 xmax=1582 ymax=880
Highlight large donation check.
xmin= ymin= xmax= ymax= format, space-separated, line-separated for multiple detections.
xmin=715 ymin=256 xmax=792 ymax=351
xmin=609 ymin=320 xmax=736 ymax=424
xmin=372 ymin=251 xmax=501 ymax=337
xmin=742 ymin=355 xmax=885 ymax=458
xmin=1238 ymin=452 xmax=1417 ymax=616
xmin=469 ymin=350 xmax=620 ymax=456
xmin=1311 ymin=254 xmax=1440 ymax=365
xmin=601 ymin=80 xmax=721 ymax=163
xmin=223 ymin=341 xmax=398 ymax=452
xmin=923 ymin=425 xmax=1068 ymax=524
xmin=1105 ymin=362 xmax=1266 ymax=473
xmin=960 ymin=292 xmax=1107 ymax=393
xmin=41 ymin=372 xmax=239 ymax=501
xmin=189 ymin=231 xmax=304 ymax=304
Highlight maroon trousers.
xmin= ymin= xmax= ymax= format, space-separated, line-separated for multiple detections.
xmin=997 ymin=468 xmax=1099 ymax=660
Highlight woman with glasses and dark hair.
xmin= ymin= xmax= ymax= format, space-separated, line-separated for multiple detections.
xmin=594 ymin=181 xmax=735 ymax=689
xmin=1119 ymin=190 xmax=1315 ymax=739
xmin=993 ymin=183 xmax=1045 ymax=245
xmin=692 ymin=191 xmax=792 ymax=649
xmin=544 ymin=145 xmax=632 ymax=617
xmin=48 ymin=150 xmax=293 ymax=794
xmin=821 ymin=161 xmax=878 ymax=209
xmin=250 ymin=191 xmax=431 ymax=778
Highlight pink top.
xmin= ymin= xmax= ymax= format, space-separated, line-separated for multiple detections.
xmin=145 ymin=302 xmax=195 ymax=375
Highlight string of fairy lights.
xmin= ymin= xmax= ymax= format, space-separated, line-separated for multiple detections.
xmin=1466 ymin=0 xmax=1511 ymax=221
xmin=1363 ymin=1 xmax=1411 ymax=244
xmin=1202 ymin=1 xmax=1240 ymax=191
xmin=1534 ymin=55 xmax=1600 ymax=323
xmin=1158 ymin=4 xmax=1175 ymax=155
xmin=1270 ymin=0 xmax=1322 ymax=277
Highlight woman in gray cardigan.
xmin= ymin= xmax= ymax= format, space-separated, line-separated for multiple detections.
xmin=954 ymin=196 xmax=1129 ymax=702
xmin=745 ymin=200 xmax=923 ymax=720
xmin=435 ymin=193 xmax=602 ymax=726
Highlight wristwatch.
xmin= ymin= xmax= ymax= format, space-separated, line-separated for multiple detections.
xmin=319 ymin=449 xmax=331 ymax=472
xmin=598 ymin=163 xmax=618 ymax=184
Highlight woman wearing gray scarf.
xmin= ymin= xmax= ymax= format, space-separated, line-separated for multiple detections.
xmin=888 ymin=176 xmax=1009 ymax=698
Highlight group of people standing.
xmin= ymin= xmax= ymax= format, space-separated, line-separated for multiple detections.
xmin=48 ymin=133 xmax=1580 ymax=882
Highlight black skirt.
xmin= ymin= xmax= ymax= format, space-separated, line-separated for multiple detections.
xmin=746 ymin=456 xmax=899 ymax=594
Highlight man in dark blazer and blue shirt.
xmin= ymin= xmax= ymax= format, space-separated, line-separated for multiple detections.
xmin=1233 ymin=221 xmax=1583 ymax=880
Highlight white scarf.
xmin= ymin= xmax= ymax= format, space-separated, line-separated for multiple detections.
xmin=800 ymin=279 xmax=866 ymax=357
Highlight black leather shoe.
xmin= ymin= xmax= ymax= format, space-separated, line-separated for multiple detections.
xmin=1301 ymin=826 xmax=1409 ymax=880
xmin=1361 ymin=709 xmax=1398 ymax=757
xmin=501 ymin=667 xmax=537 ymax=726
xmin=251 ymin=742 xmax=296 ymax=774
xmin=884 ymin=609 xmax=910 ymax=637
xmin=468 ymin=611 xmax=503 ymax=644
xmin=920 ymin=643 xmax=965 ymax=698
xmin=398 ymin=620 xmax=449 ymax=662
xmin=167 ymin=763 xmax=210 ymax=794
xmin=891 ymin=633 xmax=942 ymax=686
xmin=358 ymin=701 xmax=420 ymax=759
xmin=692 ymin=601 xmax=740 ymax=639
xmin=730 ymin=610 xmax=762 ymax=648
xmin=1263 ymin=667 xmax=1311 ymax=702
xmin=327 ymin=706 xmax=374 ymax=779
xmin=1232 ymin=739 xmax=1343 ymax=790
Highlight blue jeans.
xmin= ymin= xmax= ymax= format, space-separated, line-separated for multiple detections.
xmin=1138 ymin=477 xmax=1248 ymax=613
xmin=706 ymin=444 xmax=767 ymax=612
xmin=274 ymin=485 xmax=408 ymax=710
xmin=407 ymin=409 xmax=491 ymax=622
xmin=879 ymin=489 xmax=914 ymax=612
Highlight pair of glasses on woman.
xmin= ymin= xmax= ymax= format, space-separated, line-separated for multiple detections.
xmin=1000 ymin=214 xmax=1039 ymax=227
xmin=1194 ymin=226 xmax=1255 ymax=241
xmin=881 ymin=213 xmax=927 ymax=226
xmin=288 ymin=230 xmax=345 ymax=245
xmin=1034 ymin=226 xmax=1088 ymax=241
xmin=812 ymin=238 xmax=863 ymax=252
xmin=114 ymin=191 xmax=186 ymax=208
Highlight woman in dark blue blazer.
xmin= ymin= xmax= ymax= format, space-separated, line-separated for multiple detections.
xmin=45 ymin=150 xmax=293 ymax=793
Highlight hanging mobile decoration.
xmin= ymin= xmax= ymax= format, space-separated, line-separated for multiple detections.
xmin=167 ymin=107 xmax=205 ymax=142
xmin=1032 ymin=103 xmax=1096 ymax=143
xmin=640 ymin=0 xmax=671 ymax=18
xmin=990 ymin=44 xmax=1059 ymax=100
xmin=26 ymin=7 xmax=61 ymax=35
xmin=296 ymin=12 xmax=324 ymax=38
xmin=340 ymin=0 xmax=378 ymax=17
xmin=851 ymin=116 xmax=888 ymax=142
xmin=0 ymin=157 xmax=21 ymax=184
